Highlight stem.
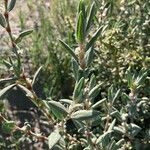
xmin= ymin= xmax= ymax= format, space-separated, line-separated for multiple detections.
xmin=79 ymin=44 xmax=86 ymax=69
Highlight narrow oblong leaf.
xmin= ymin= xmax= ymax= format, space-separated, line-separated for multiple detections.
xmin=59 ymin=40 xmax=78 ymax=62
xmin=113 ymin=126 xmax=125 ymax=135
xmin=92 ymin=98 xmax=106 ymax=109
xmin=84 ymin=47 xmax=94 ymax=67
xmin=112 ymin=89 xmax=121 ymax=104
xmin=59 ymin=99 xmax=73 ymax=105
xmin=107 ymin=119 xmax=116 ymax=131
xmin=86 ymin=26 xmax=103 ymax=50
xmin=48 ymin=100 xmax=68 ymax=119
xmin=86 ymin=2 xmax=96 ymax=32
xmin=88 ymin=83 xmax=103 ymax=101
xmin=71 ymin=110 xmax=100 ymax=121
xmin=78 ymin=0 xmax=86 ymax=20
xmin=108 ymin=140 xmax=118 ymax=150
xmin=76 ymin=11 xmax=85 ymax=43
xmin=89 ymin=74 xmax=96 ymax=91
xmin=96 ymin=131 xmax=112 ymax=144
xmin=48 ymin=130 xmax=61 ymax=149
xmin=0 ymin=13 xmax=6 ymax=28
xmin=116 ymin=139 xmax=125 ymax=147
xmin=0 ymin=77 xmax=18 ymax=84
xmin=0 ymin=84 xmax=16 ymax=99
xmin=72 ymin=59 xmax=79 ymax=80
xmin=17 ymin=84 xmax=34 ymax=99
xmin=32 ymin=66 xmax=43 ymax=86
xmin=73 ymin=77 xmax=84 ymax=103
xmin=8 ymin=0 xmax=16 ymax=12
xmin=15 ymin=29 xmax=33 ymax=43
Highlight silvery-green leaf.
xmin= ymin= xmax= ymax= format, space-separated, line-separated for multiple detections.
xmin=91 ymin=98 xmax=106 ymax=109
xmin=85 ymin=47 xmax=94 ymax=67
xmin=112 ymin=89 xmax=121 ymax=104
xmin=59 ymin=40 xmax=78 ymax=62
xmin=96 ymin=131 xmax=112 ymax=144
xmin=0 ymin=84 xmax=16 ymax=99
xmin=113 ymin=126 xmax=125 ymax=135
xmin=69 ymin=103 xmax=83 ymax=112
xmin=8 ymin=0 xmax=16 ymax=11
xmin=88 ymin=83 xmax=103 ymax=101
xmin=130 ymin=123 xmax=141 ymax=137
xmin=73 ymin=77 xmax=84 ymax=103
xmin=108 ymin=140 xmax=118 ymax=150
xmin=0 ymin=13 xmax=6 ymax=28
xmin=116 ymin=139 xmax=125 ymax=147
xmin=48 ymin=129 xmax=61 ymax=149
xmin=32 ymin=66 xmax=43 ymax=86
xmin=89 ymin=74 xmax=96 ymax=91
xmin=17 ymin=84 xmax=33 ymax=99
xmin=48 ymin=100 xmax=68 ymax=119
xmin=86 ymin=26 xmax=103 ymax=50
xmin=0 ymin=77 xmax=18 ymax=84
xmin=72 ymin=59 xmax=79 ymax=80
xmin=86 ymin=2 xmax=96 ymax=32
xmin=107 ymin=119 xmax=116 ymax=131
xmin=60 ymin=99 xmax=73 ymax=105
xmin=76 ymin=11 xmax=85 ymax=43
xmin=15 ymin=29 xmax=33 ymax=43
xmin=71 ymin=110 xmax=100 ymax=121
xmin=110 ymin=109 xmax=122 ymax=122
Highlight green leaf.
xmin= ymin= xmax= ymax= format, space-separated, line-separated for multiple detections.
xmin=107 ymin=119 xmax=116 ymax=131
xmin=59 ymin=40 xmax=78 ymax=62
xmin=48 ymin=129 xmax=61 ymax=149
xmin=91 ymin=98 xmax=106 ymax=109
xmin=129 ymin=123 xmax=141 ymax=137
xmin=71 ymin=110 xmax=100 ymax=121
xmin=88 ymin=83 xmax=103 ymax=101
xmin=86 ymin=2 xmax=96 ymax=32
xmin=76 ymin=11 xmax=85 ymax=43
xmin=86 ymin=26 xmax=103 ymax=50
xmin=112 ymin=89 xmax=121 ymax=104
xmin=0 ymin=84 xmax=16 ymax=99
xmin=96 ymin=131 xmax=112 ymax=144
xmin=113 ymin=126 xmax=125 ymax=135
xmin=72 ymin=59 xmax=79 ymax=80
xmin=108 ymin=140 xmax=118 ymax=150
xmin=89 ymin=74 xmax=96 ymax=91
xmin=116 ymin=139 xmax=125 ymax=148
xmin=48 ymin=100 xmax=68 ymax=120
xmin=59 ymin=99 xmax=73 ymax=105
xmin=17 ymin=84 xmax=34 ymax=99
xmin=0 ymin=13 xmax=6 ymax=28
xmin=78 ymin=0 xmax=86 ymax=19
xmin=0 ymin=77 xmax=18 ymax=84
xmin=2 ymin=121 xmax=15 ymax=134
xmin=3 ymin=60 xmax=12 ymax=69
xmin=15 ymin=29 xmax=33 ymax=43
xmin=8 ymin=0 xmax=16 ymax=12
xmin=84 ymin=47 xmax=94 ymax=67
xmin=110 ymin=108 xmax=122 ymax=122
xmin=73 ymin=77 xmax=84 ymax=103
xmin=32 ymin=66 xmax=43 ymax=86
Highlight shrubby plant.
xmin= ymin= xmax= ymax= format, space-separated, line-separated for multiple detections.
xmin=0 ymin=0 xmax=150 ymax=149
